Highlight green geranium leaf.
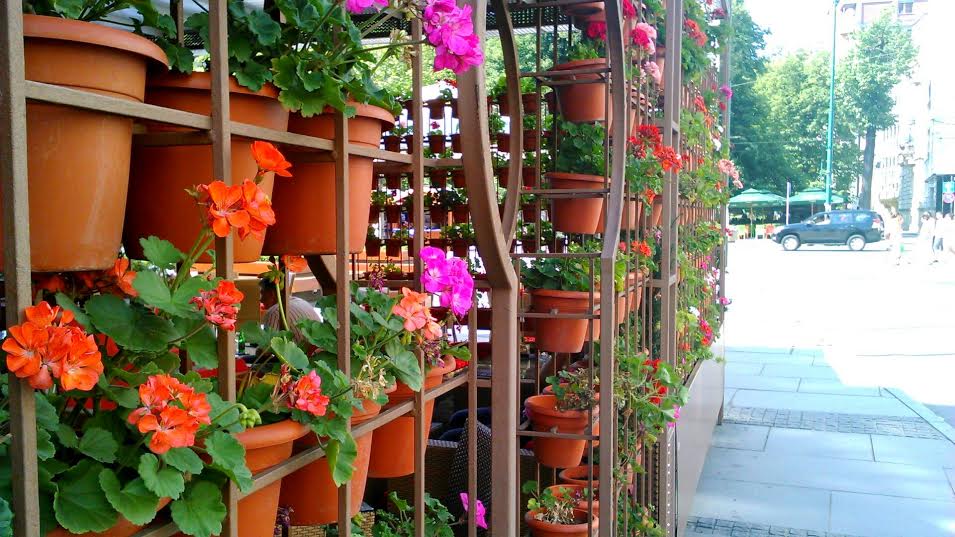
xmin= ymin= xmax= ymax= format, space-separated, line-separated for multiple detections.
xmin=205 ymin=431 xmax=253 ymax=493
xmin=247 ymin=10 xmax=282 ymax=45
xmin=183 ymin=325 xmax=218 ymax=369
xmin=99 ymin=470 xmax=161 ymax=526
xmin=0 ymin=496 xmax=12 ymax=537
xmin=139 ymin=236 xmax=184 ymax=268
xmin=133 ymin=271 xmax=174 ymax=312
xmin=139 ymin=453 xmax=185 ymax=500
xmin=78 ymin=427 xmax=118 ymax=464
xmin=270 ymin=337 xmax=309 ymax=371
xmin=53 ymin=460 xmax=117 ymax=533
xmin=170 ymin=480 xmax=226 ymax=537
xmin=34 ymin=393 xmax=58 ymax=431
xmin=232 ymin=58 xmax=271 ymax=92
xmin=52 ymin=0 xmax=84 ymax=18
xmin=86 ymin=295 xmax=179 ymax=352
xmin=110 ymin=387 xmax=142 ymax=409
xmin=36 ymin=429 xmax=55 ymax=461
xmin=162 ymin=447 xmax=205 ymax=474
xmin=385 ymin=339 xmax=422 ymax=391
xmin=55 ymin=424 xmax=78 ymax=449
xmin=55 ymin=292 xmax=91 ymax=329
xmin=206 ymin=392 xmax=244 ymax=434
xmin=329 ymin=435 xmax=357 ymax=486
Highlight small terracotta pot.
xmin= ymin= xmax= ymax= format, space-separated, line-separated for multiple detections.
xmin=10 ymin=16 xmax=168 ymax=271
xmin=530 ymin=289 xmax=598 ymax=354
xmin=524 ymin=129 xmax=540 ymax=152
xmin=126 ymin=72 xmax=288 ymax=263
xmin=450 ymin=133 xmax=463 ymax=153
xmin=548 ymin=172 xmax=605 ymax=234
xmin=497 ymin=132 xmax=511 ymax=153
xmin=561 ymin=0 xmax=604 ymax=17
xmin=497 ymin=167 xmax=510 ymax=187
xmin=428 ymin=134 xmax=447 ymax=153
xmin=368 ymin=359 xmax=456 ymax=477
xmin=451 ymin=168 xmax=467 ymax=188
xmin=264 ymin=103 xmax=395 ymax=255
xmin=452 ymin=204 xmax=470 ymax=224
xmin=559 ymin=465 xmax=601 ymax=489
xmin=45 ymin=498 xmax=172 ymax=537
xmin=596 ymin=199 xmax=641 ymax=232
xmin=430 ymin=205 xmax=449 ymax=225
xmin=385 ymin=205 xmax=402 ymax=223
xmin=430 ymin=169 xmax=449 ymax=189
xmin=368 ymin=205 xmax=381 ymax=224
xmin=426 ymin=99 xmax=446 ymax=119
xmin=525 ymin=395 xmax=596 ymax=469
xmin=497 ymin=94 xmax=511 ymax=116
xmin=546 ymin=484 xmax=598 ymax=516
xmin=383 ymin=135 xmax=401 ymax=152
xmin=403 ymin=134 xmax=415 ymax=151
xmin=552 ymin=58 xmax=609 ymax=124
xmin=365 ymin=237 xmax=382 ymax=255
xmin=280 ymin=397 xmax=387 ymax=525
xmin=651 ymin=197 xmax=663 ymax=227
xmin=523 ymin=166 xmax=539 ymax=187
xmin=385 ymin=238 xmax=403 ymax=258
xmin=525 ymin=509 xmax=598 ymax=537
xmin=522 ymin=93 xmax=540 ymax=114
xmin=522 ymin=204 xmax=539 ymax=222
xmin=452 ymin=239 xmax=471 ymax=258
xmin=233 ymin=420 xmax=310 ymax=537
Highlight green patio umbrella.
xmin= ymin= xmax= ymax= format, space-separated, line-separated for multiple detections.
xmin=788 ymin=187 xmax=845 ymax=213
xmin=728 ymin=189 xmax=786 ymax=236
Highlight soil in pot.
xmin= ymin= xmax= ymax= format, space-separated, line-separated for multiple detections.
xmin=12 ymin=15 xmax=168 ymax=271
xmin=264 ymin=103 xmax=395 ymax=255
xmin=552 ymin=58 xmax=610 ymax=124
xmin=525 ymin=394 xmax=596 ymax=469
xmin=233 ymin=420 xmax=310 ymax=537
xmin=530 ymin=289 xmax=598 ymax=354
xmin=367 ymin=359 xmax=455 ymax=478
xmin=548 ymin=172 xmax=605 ymax=234
xmin=525 ymin=509 xmax=598 ymax=537
xmin=279 ymin=396 xmax=387 ymax=525
xmin=125 ymin=72 xmax=289 ymax=262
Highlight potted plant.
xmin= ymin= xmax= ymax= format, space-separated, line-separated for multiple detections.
xmin=549 ymin=121 xmax=607 ymax=234
xmin=367 ymin=248 xmax=474 ymax=478
xmin=431 ymin=188 xmax=465 ymax=225
xmin=523 ymin=481 xmax=598 ymax=537
xmin=366 ymin=226 xmax=383 ymax=255
xmin=428 ymin=121 xmax=447 ymax=153
xmin=383 ymin=123 xmax=410 ymax=152
xmin=450 ymin=167 xmax=467 ymax=189
xmin=386 ymin=224 xmax=411 ymax=258
xmin=429 ymin=167 xmax=450 ymax=189
xmin=442 ymin=224 xmax=475 ymax=258
xmin=384 ymin=172 xmax=405 ymax=190
xmin=525 ymin=370 xmax=598 ymax=469
xmin=522 ymin=152 xmax=549 ymax=188
xmin=552 ymin=37 xmax=608 ymax=124
xmin=15 ymin=3 xmax=182 ymax=271
xmin=488 ymin=110 xmax=506 ymax=147
xmin=523 ymin=242 xmax=597 ymax=353
xmin=450 ymin=125 xmax=463 ymax=154
xmin=371 ymin=492 xmax=455 ymax=536
xmin=370 ymin=191 xmax=394 ymax=223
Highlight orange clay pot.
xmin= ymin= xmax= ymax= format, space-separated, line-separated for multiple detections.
xmin=3 ymin=16 xmax=167 ymax=271
xmin=280 ymin=392 xmax=390 ymax=525
xmin=546 ymin=484 xmax=598 ymax=517
xmin=233 ymin=419 xmax=310 ymax=537
xmin=367 ymin=359 xmax=456 ymax=478
xmin=45 ymin=498 xmax=172 ymax=537
xmin=524 ymin=395 xmax=597 ymax=469
xmin=264 ymin=103 xmax=396 ymax=255
xmin=651 ymin=197 xmax=663 ymax=228
xmin=596 ymin=199 xmax=641 ymax=233
xmin=125 ymin=72 xmax=289 ymax=262
xmin=530 ymin=289 xmax=598 ymax=354
xmin=552 ymin=58 xmax=609 ymax=124
xmin=548 ymin=172 xmax=605 ymax=235
xmin=525 ymin=509 xmax=598 ymax=537
xmin=560 ymin=461 xmax=637 ymax=489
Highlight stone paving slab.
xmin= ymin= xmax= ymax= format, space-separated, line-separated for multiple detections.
xmin=726 ymin=352 xmax=815 ymax=366
xmin=945 ymin=468 xmax=955 ymax=495
xmin=760 ymin=364 xmax=839 ymax=380
xmin=712 ymin=423 xmax=770 ymax=451
xmin=870 ymin=435 xmax=955 ymax=467
xmin=723 ymin=405 xmax=945 ymax=439
xmin=726 ymin=374 xmax=800 ymax=392
xmin=727 ymin=362 xmax=765 ymax=375
xmin=686 ymin=517 xmax=860 ymax=537
xmin=796 ymin=379 xmax=881 ymax=397
xmin=763 ymin=429 xmax=873 ymax=461
xmin=829 ymin=491 xmax=955 ymax=537
xmin=729 ymin=391 xmax=918 ymax=418
xmin=691 ymin=478 xmax=832 ymax=532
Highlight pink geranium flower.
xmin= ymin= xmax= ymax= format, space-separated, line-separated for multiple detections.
xmin=459 ymin=492 xmax=488 ymax=529
xmin=631 ymin=23 xmax=657 ymax=55
xmin=423 ymin=0 xmax=484 ymax=74
xmin=345 ymin=0 xmax=388 ymax=14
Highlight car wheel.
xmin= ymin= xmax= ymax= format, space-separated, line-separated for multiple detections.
xmin=781 ymin=235 xmax=800 ymax=251
xmin=847 ymin=234 xmax=866 ymax=251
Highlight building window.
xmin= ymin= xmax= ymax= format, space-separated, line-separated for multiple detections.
xmin=898 ymin=1 xmax=913 ymax=15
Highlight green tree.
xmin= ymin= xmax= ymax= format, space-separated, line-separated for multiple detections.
xmin=840 ymin=12 xmax=917 ymax=209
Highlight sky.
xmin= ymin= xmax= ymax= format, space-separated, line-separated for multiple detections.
xmin=744 ymin=0 xmax=839 ymax=57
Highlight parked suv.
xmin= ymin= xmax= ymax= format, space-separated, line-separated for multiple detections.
xmin=773 ymin=210 xmax=884 ymax=251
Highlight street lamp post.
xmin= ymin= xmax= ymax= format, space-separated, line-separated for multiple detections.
xmin=825 ymin=0 xmax=838 ymax=210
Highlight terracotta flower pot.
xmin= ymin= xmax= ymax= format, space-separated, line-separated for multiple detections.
xmin=452 ymin=205 xmax=470 ymax=224
xmin=428 ymin=238 xmax=449 ymax=251
xmin=233 ymin=420 xmax=310 ymax=537
xmin=559 ymin=465 xmax=601 ymax=489
xmin=430 ymin=205 xmax=449 ymax=225
xmin=546 ymin=484 xmax=598 ymax=516
xmin=522 ymin=93 xmax=540 ymax=114
xmin=428 ymin=134 xmax=447 ymax=153
xmin=596 ymin=199 xmax=641 ymax=232
xmin=523 ymin=166 xmax=539 ymax=187
xmin=383 ymin=135 xmax=401 ymax=152
xmin=8 ymin=16 xmax=167 ymax=271
xmin=264 ymin=103 xmax=395 ymax=255
xmin=497 ymin=132 xmax=511 ymax=153
xmin=561 ymin=0 xmax=604 ymax=17
xmin=385 ymin=172 xmax=402 ymax=190
xmin=651 ymin=197 xmax=663 ymax=227
xmin=280 ymin=397 xmax=387 ymax=525
xmin=524 ymin=129 xmax=540 ymax=152
xmin=368 ymin=359 xmax=456 ymax=477
xmin=530 ymin=289 xmax=598 ymax=354
xmin=369 ymin=205 xmax=381 ymax=224
xmin=548 ymin=172 xmax=605 ymax=234
xmin=430 ymin=169 xmax=449 ymax=189
xmin=365 ymin=237 xmax=382 ymax=255
xmin=385 ymin=205 xmax=402 ymax=223
xmin=385 ymin=239 xmax=403 ymax=258
xmin=497 ymin=94 xmax=511 ymax=116
xmin=404 ymin=134 xmax=415 ymax=151
xmin=522 ymin=204 xmax=539 ymax=222
xmin=451 ymin=239 xmax=471 ymax=258
xmin=525 ymin=396 xmax=596 ymax=469
xmin=45 ymin=498 xmax=172 ymax=537
xmin=526 ymin=509 xmax=598 ymax=537
xmin=426 ymin=99 xmax=446 ymax=119
xmin=552 ymin=58 xmax=609 ymax=124
xmin=125 ymin=72 xmax=288 ymax=262
xmin=451 ymin=168 xmax=467 ymax=188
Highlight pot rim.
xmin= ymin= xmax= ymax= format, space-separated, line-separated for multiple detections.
xmin=24 ymin=14 xmax=169 ymax=68
xmin=546 ymin=171 xmax=606 ymax=185
xmin=530 ymin=289 xmax=600 ymax=301
xmin=234 ymin=418 xmax=310 ymax=450
xmin=525 ymin=509 xmax=599 ymax=532
xmin=147 ymin=71 xmax=280 ymax=98
xmin=552 ymin=57 xmax=608 ymax=72
xmin=525 ymin=394 xmax=597 ymax=420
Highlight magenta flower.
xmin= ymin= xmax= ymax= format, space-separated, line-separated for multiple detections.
xmin=423 ymin=0 xmax=485 ymax=74
xmin=459 ymin=492 xmax=488 ymax=529
xmin=586 ymin=20 xmax=607 ymax=41
xmin=668 ymin=406 xmax=681 ymax=428
xmin=344 ymin=0 xmax=387 ymax=14
xmin=720 ymin=84 xmax=733 ymax=100
xmin=622 ymin=0 xmax=637 ymax=19
xmin=419 ymin=248 xmax=473 ymax=317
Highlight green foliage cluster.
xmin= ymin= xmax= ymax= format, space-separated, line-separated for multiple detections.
xmin=555 ymin=121 xmax=606 ymax=177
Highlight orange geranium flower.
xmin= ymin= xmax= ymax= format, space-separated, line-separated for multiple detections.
xmin=239 ymin=179 xmax=276 ymax=241
xmin=109 ymin=257 xmax=138 ymax=297
xmin=59 ymin=331 xmax=104 ymax=391
xmin=200 ymin=181 xmax=250 ymax=238
xmin=3 ymin=322 xmax=47 ymax=382
xmin=25 ymin=301 xmax=73 ymax=328
xmin=251 ymin=141 xmax=292 ymax=177
xmin=281 ymin=255 xmax=308 ymax=273
xmin=131 ymin=374 xmax=210 ymax=454
xmin=392 ymin=287 xmax=434 ymax=333
xmin=34 ymin=274 xmax=67 ymax=294
xmin=190 ymin=280 xmax=245 ymax=331
xmin=137 ymin=406 xmax=199 ymax=454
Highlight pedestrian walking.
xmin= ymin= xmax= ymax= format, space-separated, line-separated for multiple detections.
xmin=943 ymin=213 xmax=955 ymax=261
xmin=918 ymin=212 xmax=935 ymax=264
xmin=934 ymin=211 xmax=945 ymax=258
xmin=886 ymin=207 xmax=904 ymax=265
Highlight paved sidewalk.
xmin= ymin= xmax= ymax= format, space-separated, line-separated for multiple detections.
xmin=686 ymin=241 xmax=955 ymax=537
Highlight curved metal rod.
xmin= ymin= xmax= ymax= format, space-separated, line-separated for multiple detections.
xmin=491 ymin=0 xmax=523 ymax=246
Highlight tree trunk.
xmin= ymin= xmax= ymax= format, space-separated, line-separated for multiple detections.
xmin=859 ymin=125 xmax=877 ymax=209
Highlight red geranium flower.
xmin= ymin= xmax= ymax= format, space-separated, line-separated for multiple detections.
xmin=109 ymin=257 xmax=138 ymax=297
xmin=59 ymin=330 xmax=104 ymax=392
xmin=137 ymin=406 xmax=199 ymax=454
xmin=285 ymin=370 xmax=330 ymax=416
xmin=251 ymin=141 xmax=292 ymax=177
xmin=130 ymin=374 xmax=210 ymax=454
xmin=282 ymin=255 xmax=308 ymax=273
xmin=653 ymin=144 xmax=683 ymax=173
xmin=191 ymin=280 xmax=245 ymax=332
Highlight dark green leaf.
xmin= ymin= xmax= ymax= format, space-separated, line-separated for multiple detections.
xmin=86 ymin=295 xmax=179 ymax=352
xmin=170 ymin=480 xmax=225 ymax=537
xmin=205 ymin=431 xmax=253 ymax=493
xmin=139 ymin=453 xmax=185 ymax=500
xmin=139 ymin=236 xmax=184 ymax=268
xmin=55 ymin=424 xmax=78 ymax=449
xmin=162 ymin=448 xmax=204 ymax=475
xmin=53 ymin=0 xmax=84 ymax=18
xmin=0 ymin=497 xmax=11 ymax=537
xmin=55 ymin=292 xmax=91 ymax=329
xmin=110 ymin=387 xmax=141 ymax=409
xmin=53 ymin=460 xmax=117 ymax=533
xmin=78 ymin=427 xmax=118 ymax=464
xmin=99 ymin=470 xmax=161 ymax=526
xmin=36 ymin=429 xmax=54 ymax=461
xmin=270 ymin=337 xmax=309 ymax=370
xmin=183 ymin=325 xmax=218 ymax=369
xmin=34 ymin=393 xmax=58 ymax=431
xmin=247 ymin=10 xmax=282 ymax=45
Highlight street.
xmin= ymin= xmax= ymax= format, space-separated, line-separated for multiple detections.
xmin=686 ymin=238 xmax=955 ymax=537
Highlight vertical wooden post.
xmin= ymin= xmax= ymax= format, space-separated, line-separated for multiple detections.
xmin=208 ymin=2 xmax=237 ymax=536
xmin=334 ymin=95 xmax=353 ymax=537
xmin=0 ymin=6 xmax=40 ymax=537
